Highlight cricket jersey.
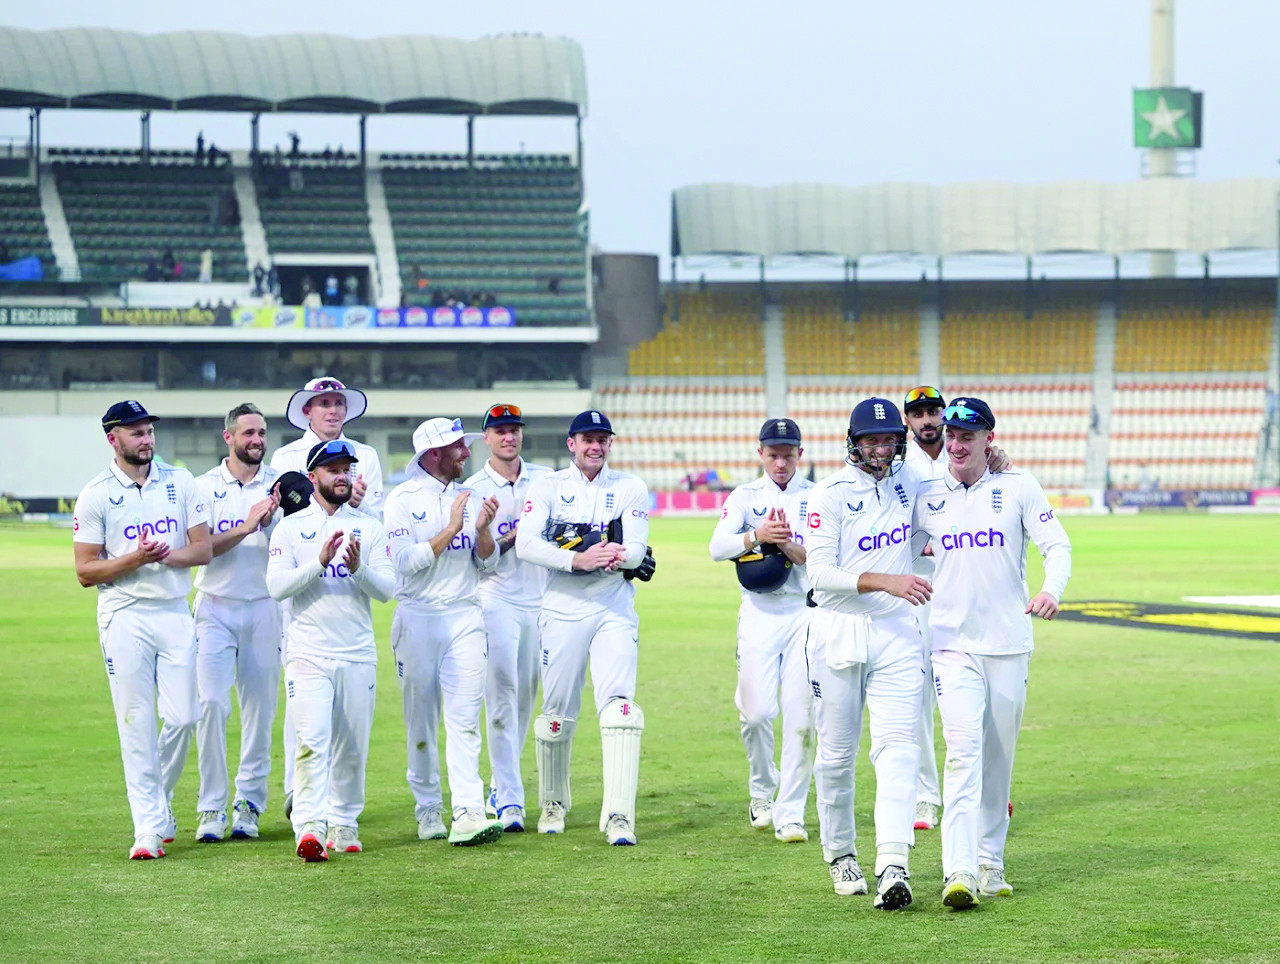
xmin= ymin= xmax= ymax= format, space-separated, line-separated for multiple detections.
xmin=270 ymin=429 xmax=385 ymax=519
xmin=708 ymin=473 xmax=813 ymax=607
xmin=194 ymin=459 xmax=280 ymax=600
xmin=463 ymin=458 xmax=555 ymax=610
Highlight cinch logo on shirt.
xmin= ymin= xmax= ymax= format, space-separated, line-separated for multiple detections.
xmin=387 ymin=527 xmax=410 ymax=538
xmin=124 ymin=517 xmax=180 ymax=539
xmin=857 ymin=522 xmax=911 ymax=551
xmin=497 ymin=519 xmax=519 ymax=535
xmin=215 ymin=518 xmax=246 ymax=533
xmin=449 ymin=532 xmax=474 ymax=551
xmin=940 ymin=528 xmax=1006 ymax=550
xmin=1039 ymin=509 xmax=1056 ymax=522
xmin=322 ymin=563 xmax=351 ymax=578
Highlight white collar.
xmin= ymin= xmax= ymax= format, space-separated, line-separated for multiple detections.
xmin=219 ymin=458 xmax=268 ymax=487
xmin=568 ymin=462 xmax=609 ymax=485
xmin=483 ymin=457 xmax=526 ymax=486
xmin=944 ymin=467 xmax=993 ymax=491
xmin=109 ymin=459 xmax=156 ymax=488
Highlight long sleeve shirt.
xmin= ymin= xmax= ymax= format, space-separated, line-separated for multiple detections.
xmin=383 ymin=467 xmax=498 ymax=612
xmin=515 ymin=462 xmax=649 ymax=620
xmin=708 ymin=473 xmax=813 ymax=610
xmin=463 ymin=458 xmax=556 ymax=610
xmin=904 ymin=441 xmax=947 ymax=579
xmin=270 ymin=428 xmax=385 ymax=519
xmin=912 ymin=468 xmax=1071 ymax=655
xmin=73 ymin=459 xmax=210 ymax=614
xmin=266 ymin=502 xmax=393 ymax=663
xmin=193 ymin=459 xmax=280 ymax=600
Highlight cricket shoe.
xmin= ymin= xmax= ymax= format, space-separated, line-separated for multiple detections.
xmin=873 ymin=865 xmax=913 ymax=910
xmin=162 ymin=806 xmax=177 ymax=844
xmin=978 ymin=864 xmax=1013 ymax=897
xmin=449 ymin=808 xmax=504 ymax=847
xmin=296 ymin=822 xmax=328 ymax=862
xmin=230 ymin=799 xmax=261 ymax=839
xmin=129 ymin=834 xmax=166 ymax=860
xmin=942 ymin=871 xmax=980 ymax=910
xmin=749 ymin=797 xmax=772 ymax=830
xmin=485 ymin=786 xmax=498 ymax=818
xmin=326 ymin=825 xmax=363 ymax=854
xmin=605 ymin=814 xmax=636 ymax=846
xmin=283 ymin=791 xmax=293 ymax=822
xmin=196 ymin=810 xmax=227 ymax=842
xmin=914 ymin=801 xmax=938 ymax=830
xmin=498 ymin=805 xmax=526 ymax=833
xmin=417 ymin=806 xmax=447 ymax=841
xmin=828 ymin=854 xmax=868 ymax=896
xmin=774 ymin=822 xmax=808 ymax=843
xmin=538 ymin=801 xmax=567 ymax=835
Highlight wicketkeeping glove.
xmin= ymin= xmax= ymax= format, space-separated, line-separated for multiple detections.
xmin=624 ymin=546 xmax=656 ymax=582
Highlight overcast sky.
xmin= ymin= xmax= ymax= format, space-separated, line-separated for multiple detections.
xmin=5 ymin=1 xmax=1279 ymax=278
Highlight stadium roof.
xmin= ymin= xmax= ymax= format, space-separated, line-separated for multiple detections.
xmin=671 ymin=180 xmax=1280 ymax=259
xmin=0 ymin=29 xmax=587 ymax=116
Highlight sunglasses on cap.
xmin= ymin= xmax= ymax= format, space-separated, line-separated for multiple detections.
xmin=482 ymin=404 xmax=522 ymax=429
xmin=311 ymin=378 xmax=346 ymax=392
xmin=904 ymin=386 xmax=944 ymax=406
xmin=306 ymin=438 xmax=358 ymax=471
xmin=943 ymin=404 xmax=985 ymax=425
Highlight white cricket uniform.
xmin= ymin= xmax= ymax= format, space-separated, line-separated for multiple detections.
xmin=515 ymin=463 xmax=650 ymax=721
xmin=464 ymin=458 xmax=555 ymax=813
xmin=708 ymin=473 xmax=815 ymax=828
xmin=266 ymin=502 xmax=393 ymax=834
xmin=804 ymin=460 xmax=927 ymax=866
xmin=73 ymin=459 xmax=209 ymax=838
xmin=269 ymin=428 xmax=383 ymax=804
xmin=192 ymin=460 xmax=282 ymax=814
xmin=384 ymin=467 xmax=499 ymax=819
xmin=904 ymin=441 xmax=947 ymax=808
xmin=913 ymin=468 xmax=1071 ymax=878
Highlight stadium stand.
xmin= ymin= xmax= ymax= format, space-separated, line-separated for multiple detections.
xmin=787 ymin=379 xmax=922 ymax=475
xmin=255 ymin=157 xmax=373 ymax=254
xmin=385 ymin=155 xmax=588 ymax=324
xmin=939 ymin=290 xmax=1096 ymax=375
xmin=1114 ymin=306 xmax=1271 ymax=373
xmin=52 ymin=149 xmax=247 ymax=282
xmin=782 ymin=288 xmax=919 ymax=376
xmin=0 ymin=183 xmax=53 ymax=267
xmin=628 ymin=289 xmax=765 ymax=376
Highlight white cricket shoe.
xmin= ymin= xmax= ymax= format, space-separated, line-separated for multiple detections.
xmin=538 ymin=801 xmax=567 ymax=835
xmin=230 ymin=800 xmax=260 ymax=839
xmin=749 ymin=798 xmax=772 ymax=830
xmin=498 ymin=805 xmax=526 ymax=833
xmin=873 ymin=865 xmax=913 ymax=910
xmin=828 ymin=854 xmax=868 ymax=896
xmin=914 ymin=801 xmax=938 ymax=830
xmin=326 ymin=825 xmax=363 ymax=853
xmin=129 ymin=834 xmax=166 ymax=860
xmin=162 ymin=806 xmax=177 ymax=844
xmin=296 ymin=821 xmax=328 ymax=862
xmin=942 ymin=871 xmax=980 ymax=910
xmin=417 ymin=806 xmax=447 ymax=841
xmin=978 ymin=864 xmax=1013 ymax=897
xmin=449 ymin=808 xmax=504 ymax=847
xmin=774 ymin=822 xmax=808 ymax=843
xmin=485 ymin=786 xmax=498 ymax=818
xmin=196 ymin=810 xmax=227 ymax=842
xmin=605 ymin=814 xmax=636 ymax=846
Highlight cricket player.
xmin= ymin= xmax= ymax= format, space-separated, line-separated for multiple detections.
xmin=73 ymin=401 xmax=212 ymax=859
xmin=515 ymin=410 xmax=654 ymax=845
xmin=192 ymin=403 xmax=280 ymax=842
xmin=266 ymin=439 xmax=394 ymax=861
xmin=708 ymin=417 xmax=815 ymax=842
xmin=270 ymin=375 xmax=383 ymax=820
xmin=912 ymin=397 xmax=1070 ymax=909
xmin=463 ymin=404 xmax=555 ymax=831
xmin=805 ymin=397 xmax=931 ymax=909
xmin=384 ymin=417 xmax=505 ymax=847
xmin=902 ymin=386 xmax=948 ymax=831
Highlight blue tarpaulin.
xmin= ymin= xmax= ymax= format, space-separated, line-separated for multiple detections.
xmin=0 ymin=256 xmax=43 ymax=282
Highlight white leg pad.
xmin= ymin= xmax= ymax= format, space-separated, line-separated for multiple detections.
xmin=534 ymin=714 xmax=576 ymax=811
xmin=598 ymin=698 xmax=645 ymax=831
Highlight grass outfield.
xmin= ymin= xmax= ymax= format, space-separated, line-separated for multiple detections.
xmin=1 ymin=514 xmax=1278 ymax=963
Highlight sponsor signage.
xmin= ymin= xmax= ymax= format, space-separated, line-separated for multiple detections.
xmin=1058 ymin=600 xmax=1280 ymax=642
xmin=1252 ymin=488 xmax=1280 ymax=508
xmin=1106 ymin=488 xmax=1252 ymax=509
xmin=304 ymin=305 xmax=518 ymax=328
xmin=0 ymin=305 xmax=86 ymax=325
xmin=94 ymin=306 xmax=231 ymax=326
xmin=233 ymin=306 xmax=306 ymax=329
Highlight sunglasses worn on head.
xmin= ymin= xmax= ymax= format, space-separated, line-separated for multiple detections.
xmin=307 ymin=438 xmax=357 ymax=470
xmin=483 ymin=404 xmax=522 ymax=428
xmin=905 ymin=386 xmax=944 ymax=405
xmin=312 ymin=378 xmax=346 ymax=392
xmin=943 ymin=404 xmax=984 ymax=425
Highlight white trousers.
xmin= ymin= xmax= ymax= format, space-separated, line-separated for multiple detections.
xmin=538 ymin=606 xmax=638 ymax=721
xmin=194 ymin=593 xmax=281 ymax=812
xmin=933 ymin=649 xmax=1029 ymax=877
xmin=280 ymin=603 xmax=295 ymax=798
xmin=97 ymin=599 xmax=198 ymax=838
xmin=483 ymin=603 xmax=541 ymax=811
xmin=915 ymin=601 xmax=941 ymax=806
xmin=735 ymin=597 xmax=814 ymax=826
xmin=392 ymin=604 xmax=489 ymax=817
xmin=286 ymin=653 xmax=376 ymax=833
xmin=808 ymin=610 xmax=924 ymax=862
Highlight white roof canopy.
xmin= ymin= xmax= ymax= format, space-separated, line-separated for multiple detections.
xmin=672 ymin=180 xmax=1280 ymax=258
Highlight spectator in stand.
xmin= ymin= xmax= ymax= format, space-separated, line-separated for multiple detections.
xmin=289 ymin=132 xmax=300 ymax=158
xmin=335 ymin=146 xmax=345 ymax=163
xmin=301 ymin=274 xmax=315 ymax=300
xmin=162 ymin=248 xmax=176 ymax=282
xmin=253 ymin=263 xmax=266 ymax=297
xmin=145 ymin=255 xmax=159 ymax=282
xmin=174 ymin=260 xmax=185 ymax=282
xmin=324 ymin=273 xmax=339 ymax=306
xmin=323 ymin=145 xmax=333 ymax=164
xmin=274 ymin=145 xmax=284 ymax=167
xmin=199 ymin=249 xmax=213 ymax=285
xmin=430 ymin=288 xmax=445 ymax=307
xmin=343 ymin=274 xmax=359 ymax=306
xmin=268 ymin=264 xmax=280 ymax=300
xmin=196 ymin=132 xmax=205 ymax=165
xmin=207 ymin=144 xmax=219 ymax=168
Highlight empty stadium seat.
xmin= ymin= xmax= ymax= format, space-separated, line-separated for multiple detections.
xmin=255 ymin=165 xmax=373 ymax=255
xmin=629 ymin=290 xmax=765 ymax=376
xmin=0 ymin=184 xmax=53 ymax=267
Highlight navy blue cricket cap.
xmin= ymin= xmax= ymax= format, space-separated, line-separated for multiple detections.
xmin=275 ymin=471 xmax=314 ymax=516
xmin=759 ymin=417 xmax=802 ymax=446
xmin=306 ymin=438 xmax=360 ymax=472
xmin=102 ymin=400 xmax=159 ymax=433
xmin=568 ymin=410 xmax=614 ymax=437
xmin=848 ymin=397 xmax=906 ymax=439
xmin=482 ymin=403 xmax=525 ymax=429
xmin=942 ymin=397 xmax=996 ymax=431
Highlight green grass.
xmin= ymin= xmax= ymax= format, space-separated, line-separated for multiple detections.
xmin=1 ymin=515 xmax=1278 ymax=963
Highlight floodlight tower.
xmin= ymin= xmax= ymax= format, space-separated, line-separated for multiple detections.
xmin=1149 ymin=0 xmax=1176 ymax=276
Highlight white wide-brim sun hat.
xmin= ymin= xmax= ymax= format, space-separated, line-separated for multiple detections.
xmin=286 ymin=375 xmax=368 ymax=430
xmin=407 ymin=417 xmax=482 ymax=472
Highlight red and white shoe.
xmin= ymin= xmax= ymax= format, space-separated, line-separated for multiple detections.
xmin=914 ymin=801 xmax=938 ymax=830
xmin=129 ymin=834 xmax=166 ymax=860
xmin=296 ymin=823 xmax=329 ymax=862
xmin=326 ymin=825 xmax=363 ymax=853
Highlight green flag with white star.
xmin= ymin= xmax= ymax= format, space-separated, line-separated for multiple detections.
xmin=1133 ymin=88 xmax=1202 ymax=149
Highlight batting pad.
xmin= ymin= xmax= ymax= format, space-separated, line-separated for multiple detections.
xmin=534 ymin=714 xmax=576 ymax=810
xmin=598 ymin=698 xmax=645 ymax=831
